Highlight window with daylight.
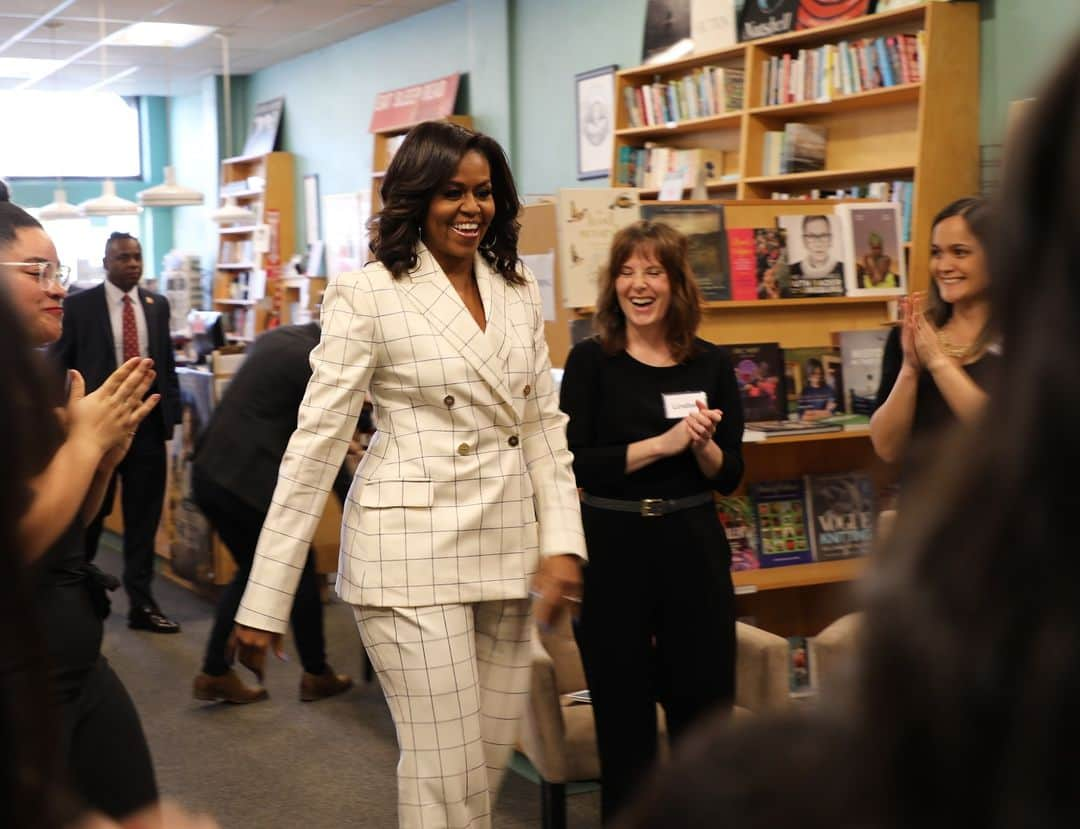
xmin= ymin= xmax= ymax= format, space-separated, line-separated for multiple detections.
xmin=0 ymin=91 xmax=142 ymax=179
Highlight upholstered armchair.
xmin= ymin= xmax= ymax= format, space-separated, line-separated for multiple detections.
xmin=517 ymin=615 xmax=791 ymax=829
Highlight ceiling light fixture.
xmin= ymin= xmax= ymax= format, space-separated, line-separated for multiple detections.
xmin=106 ymin=22 xmax=216 ymax=49
xmin=78 ymin=1 xmax=140 ymax=217
xmin=139 ymin=165 xmax=204 ymax=207
xmin=210 ymin=195 xmax=255 ymax=225
xmin=82 ymin=64 xmax=139 ymax=92
xmin=0 ymin=57 xmax=64 ymax=79
xmin=39 ymin=188 xmax=82 ymax=221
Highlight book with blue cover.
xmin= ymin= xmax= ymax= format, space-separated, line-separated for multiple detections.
xmin=750 ymin=479 xmax=814 ymax=567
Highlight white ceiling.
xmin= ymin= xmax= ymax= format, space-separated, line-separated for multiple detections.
xmin=0 ymin=0 xmax=453 ymax=96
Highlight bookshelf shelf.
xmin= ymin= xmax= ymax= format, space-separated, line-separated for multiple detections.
xmin=616 ymin=111 xmax=743 ymax=138
xmin=217 ymin=262 xmax=255 ymax=270
xmin=757 ymin=3 xmax=926 ymax=50
xmin=214 ymin=298 xmax=256 ymax=306
xmin=749 ymin=82 xmax=921 ymax=119
xmin=619 ymin=43 xmax=745 ymax=81
xmin=744 ymin=165 xmax=916 ymax=189
xmin=744 ymin=429 xmax=870 ymax=446
xmin=217 ymin=225 xmax=259 ymax=235
xmin=732 ymin=557 xmax=867 ymax=593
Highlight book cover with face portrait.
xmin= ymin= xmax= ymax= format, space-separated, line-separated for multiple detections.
xmin=835 ymin=202 xmax=907 ymax=296
xmin=776 ymin=213 xmax=846 ymax=297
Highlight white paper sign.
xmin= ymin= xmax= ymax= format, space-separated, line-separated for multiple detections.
xmin=522 ymin=251 xmax=556 ymax=322
xmin=658 ymin=169 xmax=688 ymax=202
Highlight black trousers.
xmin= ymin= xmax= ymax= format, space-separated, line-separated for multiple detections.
xmin=85 ymin=415 xmax=167 ymax=612
xmin=59 ymin=656 xmax=158 ymax=819
xmin=192 ymin=472 xmax=328 ymax=677
xmin=576 ymin=501 xmax=735 ymax=823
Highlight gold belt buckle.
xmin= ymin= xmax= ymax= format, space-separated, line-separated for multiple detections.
xmin=640 ymin=498 xmax=664 ymax=517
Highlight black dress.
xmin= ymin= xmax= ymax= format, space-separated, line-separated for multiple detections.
xmin=32 ymin=515 xmax=157 ymax=818
xmin=875 ymin=326 xmax=999 ymax=479
xmin=559 ymin=336 xmax=745 ymax=821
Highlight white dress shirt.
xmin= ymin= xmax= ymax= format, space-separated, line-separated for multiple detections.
xmin=104 ymin=278 xmax=149 ymax=366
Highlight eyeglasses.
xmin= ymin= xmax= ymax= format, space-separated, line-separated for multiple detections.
xmin=803 ymin=233 xmax=832 ymax=242
xmin=0 ymin=261 xmax=73 ymax=289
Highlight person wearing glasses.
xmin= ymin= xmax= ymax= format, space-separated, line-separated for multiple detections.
xmin=788 ymin=214 xmax=844 ymax=291
xmin=0 ymin=184 xmax=163 ymax=819
xmin=52 ymin=233 xmax=183 ymax=634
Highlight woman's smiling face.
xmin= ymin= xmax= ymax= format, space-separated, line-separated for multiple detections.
xmin=422 ymin=149 xmax=495 ymax=273
xmin=615 ymin=244 xmax=671 ymax=336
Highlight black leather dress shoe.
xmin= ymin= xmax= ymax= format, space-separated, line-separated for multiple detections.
xmin=128 ymin=605 xmax=181 ymax=634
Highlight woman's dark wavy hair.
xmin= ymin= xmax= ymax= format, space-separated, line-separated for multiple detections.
xmin=368 ymin=121 xmax=524 ymax=284
xmin=594 ymin=220 xmax=702 ymax=363
xmin=0 ymin=181 xmax=43 ymax=246
xmin=852 ymin=39 xmax=1080 ymax=828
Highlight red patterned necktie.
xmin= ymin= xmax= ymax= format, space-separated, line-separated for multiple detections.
xmin=122 ymin=294 xmax=139 ymax=362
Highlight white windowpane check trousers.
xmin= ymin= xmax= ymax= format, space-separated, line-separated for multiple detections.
xmin=354 ymin=599 xmax=533 ymax=829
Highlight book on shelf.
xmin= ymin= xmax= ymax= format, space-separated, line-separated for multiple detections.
xmin=781 ymin=123 xmax=827 ymax=174
xmin=642 ymin=0 xmax=694 ymax=65
xmin=717 ymin=495 xmax=760 ymax=572
xmin=640 ymin=202 xmax=730 ymax=300
xmin=616 ymin=145 xmax=727 ymax=190
xmin=727 ymin=342 xmax=785 ymax=422
xmin=776 ymin=213 xmax=846 ymax=297
xmin=738 ymin=0 xmax=797 ymax=41
xmin=753 ymin=228 xmax=792 ymax=299
xmin=624 ymin=67 xmax=744 ymax=128
xmin=557 ymin=188 xmax=641 ymax=308
xmin=833 ymin=327 xmax=889 ymax=415
xmin=726 ymin=228 xmax=758 ymax=300
xmin=835 ymin=202 xmax=907 ymax=296
xmin=787 ymin=636 xmax=813 ymax=696
xmin=783 ymin=345 xmax=843 ymax=420
xmin=750 ymin=478 xmax=814 ymax=567
xmin=804 ymin=471 xmax=875 ymax=561
xmin=691 ymin=0 xmax=737 ymax=53
xmin=795 ymin=0 xmax=872 ymax=31
xmin=745 ymin=419 xmax=843 ymax=436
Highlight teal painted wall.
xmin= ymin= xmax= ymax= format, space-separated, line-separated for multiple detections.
xmin=170 ymin=77 xmax=221 ymax=268
xmin=979 ymin=0 xmax=1079 ymax=144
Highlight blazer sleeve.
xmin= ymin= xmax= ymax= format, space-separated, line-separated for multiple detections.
xmin=519 ymin=270 xmax=587 ymax=562
xmin=236 ymin=273 xmax=376 ymax=632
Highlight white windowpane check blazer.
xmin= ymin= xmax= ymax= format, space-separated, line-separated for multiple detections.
xmin=236 ymin=244 xmax=586 ymax=632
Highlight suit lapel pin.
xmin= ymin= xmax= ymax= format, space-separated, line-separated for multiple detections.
xmin=145 ymin=296 xmax=154 ymax=304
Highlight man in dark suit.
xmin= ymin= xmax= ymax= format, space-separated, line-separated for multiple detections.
xmin=191 ymin=321 xmax=361 ymax=703
xmin=52 ymin=232 xmax=182 ymax=633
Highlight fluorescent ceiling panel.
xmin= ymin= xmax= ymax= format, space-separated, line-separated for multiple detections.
xmin=0 ymin=56 xmax=64 ymax=78
xmin=106 ymin=22 xmax=216 ymax=48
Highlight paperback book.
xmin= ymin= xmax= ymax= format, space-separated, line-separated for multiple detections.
xmin=751 ymin=478 xmax=814 ymax=568
xmin=781 ymin=123 xmax=827 ymax=174
xmin=783 ymin=346 xmax=843 ymax=420
xmin=717 ymin=495 xmax=760 ymax=572
xmin=753 ymin=228 xmax=791 ymax=299
xmin=836 ymin=202 xmax=907 ymax=296
xmin=738 ymin=0 xmax=797 ymax=41
xmin=641 ymin=203 xmax=730 ymax=300
xmin=804 ymin=471 xmax=876 ymax=561
xmin=727 ymin=228 xmax=759 ymax=300
xmin=727 ymin=342 xmax=785 ymax=422
xmin=776 ymin=213 xmax=846 ymax=297
xmin=833 ymin=328 xmax=889 ymax=415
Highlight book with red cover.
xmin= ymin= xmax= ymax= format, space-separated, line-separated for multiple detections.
xmin=727 ymin=228 xmax=758 ymax=300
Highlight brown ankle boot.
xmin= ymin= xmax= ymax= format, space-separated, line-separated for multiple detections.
xmin=299 ymin=665 xmax=354 ymax=701
xmin=193 ymin=669 xmax=269 ymax=704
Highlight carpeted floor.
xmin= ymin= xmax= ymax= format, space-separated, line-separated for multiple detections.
xmin=96 ymin=535 xmax=601 ymax=828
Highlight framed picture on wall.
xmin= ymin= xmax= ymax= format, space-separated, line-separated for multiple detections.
xmin=242 ymin=97 xmax=285 ymax=157
xmin=574 ymin=65 xmax=617 ymax=181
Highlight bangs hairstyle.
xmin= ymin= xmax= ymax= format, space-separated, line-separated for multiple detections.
xmin=926 ymin=196 xmax=996 ymax=355
xmin=595 ymin=220 xmax=702 ymax=363
xmin=369 ymin=120 xmax=524 ymax=284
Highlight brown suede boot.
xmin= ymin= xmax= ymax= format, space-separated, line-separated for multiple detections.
xmin=193 ymin=669 xmax=269 ymax=704
xmin=299 ymin=665 xmax=354 ymax=701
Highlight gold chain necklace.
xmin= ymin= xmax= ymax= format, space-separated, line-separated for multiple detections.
xmin=937 ymin=330 xmax=975 ymax=360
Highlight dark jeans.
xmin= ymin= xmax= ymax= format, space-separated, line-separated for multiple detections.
xmin=84 ymin=415 xmax=166 ymax=612
xmin=192 ymin=471 xmax=327 ymax=677
xmin=576 ymin=502 xmax=735 ymax=823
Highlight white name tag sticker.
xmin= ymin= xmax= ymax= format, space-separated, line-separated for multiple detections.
xmin=663 ymin=391 xmax=707 ymax=419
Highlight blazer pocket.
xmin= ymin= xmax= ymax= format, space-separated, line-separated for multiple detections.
xmin=356 ymin=478 xmax=435 ymax=508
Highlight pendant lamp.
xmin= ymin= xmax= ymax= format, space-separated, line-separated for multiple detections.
xmin=138 ymin=165 xmax=205 ymax=207
xmin=79 ymin=3 xmax=141 ymax=217
xmin=210 ymin=195 xmax=255 ymax=225
xmin=39 ymin=188 xmax=82 ymax=220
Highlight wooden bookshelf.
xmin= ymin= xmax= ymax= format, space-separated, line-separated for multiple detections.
xmin=613 ymin=1 xmax=980 ymax=293
xmin=212 ymin=151 xmax=295 ymax=342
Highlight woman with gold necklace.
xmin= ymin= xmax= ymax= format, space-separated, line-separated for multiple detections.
xmin=870 ymin=197 xmax=998 ymax=472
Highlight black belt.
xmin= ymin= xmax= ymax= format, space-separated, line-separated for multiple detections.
xmin=580 ymin=491 xmax=714 ymax=517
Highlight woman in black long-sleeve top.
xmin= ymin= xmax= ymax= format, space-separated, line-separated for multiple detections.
xmin=559 ymin=221 xmax=745 ymax=822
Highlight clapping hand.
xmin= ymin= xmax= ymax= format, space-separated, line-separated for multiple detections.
xmin=909 ymin=293 xmax=950 ymax=372
xmin=686 ymin=400 xmax=723 ymax=451
xmin=65 ymin=357 xmax=161 ymax=464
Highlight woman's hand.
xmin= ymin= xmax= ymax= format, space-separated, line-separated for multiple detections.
xmin=67 ymin=358 xmax=160 ymax=458
xmin=226 ymin=624 xmax=286 ymax=682
xmin=530 ymin=554 xmax=583 ymax=631
xmin=656 ymin=418 xmax=692 ymax=457
xmin=910 ymin=293 xmax=951 ymax=373
xmin=686 ymin=400 xmax=723 ymax=452
xmin=899 ymin=294 xmax=922 ymax=372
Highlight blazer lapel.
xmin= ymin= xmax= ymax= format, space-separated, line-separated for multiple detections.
xmin=139 ymin=287 xmax=160 ymax=361
xmin=94 ymin=284 xmax=118 ymax=369
xmin=399 ymin=244 xmax=516 ymax=417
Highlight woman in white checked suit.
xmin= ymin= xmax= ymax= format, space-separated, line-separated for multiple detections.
xmin=232 ymin=120 xmax=586 ymax=828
